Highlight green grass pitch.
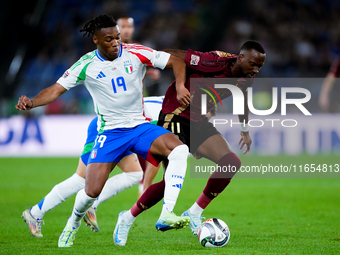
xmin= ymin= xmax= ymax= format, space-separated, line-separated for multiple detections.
xmin=0 ymin=155 xmax=339 ymax=255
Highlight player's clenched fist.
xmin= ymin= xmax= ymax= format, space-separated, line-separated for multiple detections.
xmin=16 ymin=95 xmax=33 ymax=111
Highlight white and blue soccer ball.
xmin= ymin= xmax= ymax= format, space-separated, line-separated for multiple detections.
xmin=198 ymin=218 xmax=230 ymax=248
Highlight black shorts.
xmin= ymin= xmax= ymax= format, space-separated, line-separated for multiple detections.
xmin=157 ymin=111 xmax=220 ymax=154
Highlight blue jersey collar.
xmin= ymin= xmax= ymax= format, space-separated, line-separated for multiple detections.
xmin=95 ymin=44 xmax=123 ymax=62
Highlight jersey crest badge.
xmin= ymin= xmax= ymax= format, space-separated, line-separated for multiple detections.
xmin=190 ymin=55 xmax=200 ymax=65
xmin=91 ymin=149 xmax=97 ymax=159
xmin=124 ymin=60 xmax=133 ymax=74
xmin=62 ymin=71 xmax=70 ymax=78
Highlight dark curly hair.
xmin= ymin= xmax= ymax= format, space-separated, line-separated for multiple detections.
xmin=80 ymin=14 xmax=117 ymax=37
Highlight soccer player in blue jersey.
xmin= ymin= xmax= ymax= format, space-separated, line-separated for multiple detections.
xmin=16 ymin=14 xmax=190 ymax=247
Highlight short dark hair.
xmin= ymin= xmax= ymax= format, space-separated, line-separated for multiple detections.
xmin=80 ymin=14 xmax=117 ymax=37
xmin=117 ymin=15 xmax=134 ymax=25
xmin=240 ymin=40 xmax=265 ymax=54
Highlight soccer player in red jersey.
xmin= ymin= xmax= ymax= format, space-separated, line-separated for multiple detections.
xmin=117 ymin=41 xmax=266 ymax=238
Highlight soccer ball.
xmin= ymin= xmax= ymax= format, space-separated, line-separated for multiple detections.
xmin=197 ymin=218 xmax=230 ymax=248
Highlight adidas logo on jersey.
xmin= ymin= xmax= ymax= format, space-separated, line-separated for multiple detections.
xmin=96 ymin=71 xmax=106 ymax=79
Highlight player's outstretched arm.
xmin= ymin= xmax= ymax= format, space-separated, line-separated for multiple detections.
xmin=16 ymin=83 xmax=67 ymax=111
xmin=162 ymin=49 xmax=187 ymax=61
xmin=165 ymin=54 xmax=190 ymax=106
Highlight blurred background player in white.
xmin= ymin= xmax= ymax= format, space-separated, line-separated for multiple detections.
xmin=16 ymin=14 xmax=190 ymax=248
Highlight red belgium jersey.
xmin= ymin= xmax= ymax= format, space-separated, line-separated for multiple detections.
xmin=162 ymin=49 xmax=253 ymax=122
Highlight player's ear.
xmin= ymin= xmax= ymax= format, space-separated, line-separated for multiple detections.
xmin=237 ymin=54 xmax=244 ymax=63
xmin=93 ymin=35 xmax=98 ymax=44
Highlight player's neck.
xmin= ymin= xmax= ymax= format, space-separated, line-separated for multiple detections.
xmin=230 ymin=59 xmax=238 ymax=77
xmin=97 ymin=49 xmax=118 ymax=62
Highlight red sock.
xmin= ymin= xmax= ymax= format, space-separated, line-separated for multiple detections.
xmin=196 ymin=193 xmax=212 ymax=209
xmin=197 ymin=153 xmax=241 ymax=208
xmin=131 ymin=180 xmax=165 ymax=217
xmin=137 ymin=155 xmax=146 ymax=185
xmin=137 ymin=155 xmax=146 ymax=171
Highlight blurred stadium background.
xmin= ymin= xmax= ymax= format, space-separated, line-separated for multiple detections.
xmin=1 ymin=0 xmax=340 ymax=156
xmin=1 ymin=2 xmax=339 ymax=254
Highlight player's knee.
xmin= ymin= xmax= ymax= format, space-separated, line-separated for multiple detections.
xmin=231 ymin=153 xmax=242 ymax=170
xmin=168 ymin=144 xmax=189 ymax=161
xmin=220 ymin=152 xmax=241 ymax=169
xmin=84 ymin=189 xmax=99 ymax=198
xmin=124 ymin=171 xmax=143 ymax=186
xmin=212 ymin=152 xmax=241 ymax=179
xmin=84 ymin=186 xmax=101 ymax=198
